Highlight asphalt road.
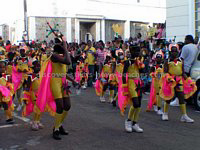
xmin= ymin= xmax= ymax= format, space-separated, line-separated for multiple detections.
xmin=0 ymin=87 xmax=200 ymax=150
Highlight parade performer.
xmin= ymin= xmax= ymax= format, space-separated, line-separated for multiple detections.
xmin=114 ymin=49 xmax=127 ymax=111
xmin=0 ymin=60 xmax=15 ymax=124
xmin=123 ymin=45 xmax=145 ymax=133
xmin=84 ymin=40 xmax=96 ymax=87
xmin=160 ymin=44 xmax=197 ymax=122
xmin=75 ymin=53 xmax=88 ymax=89
xmin=147 ymin=52 xmax=164 ymax=115
xmin=95 ymin=53 xmax=115 ymax=103
xmin=22 ymin=59 xmax=44 ymax=131
xmin=36 ymin=36 xmax=73 ymax=140
xmin=13 ymin=48 xmax=30 ymax=111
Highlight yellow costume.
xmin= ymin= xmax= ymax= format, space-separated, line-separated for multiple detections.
xmin=50 ymin=62 xmax=69 ymax=99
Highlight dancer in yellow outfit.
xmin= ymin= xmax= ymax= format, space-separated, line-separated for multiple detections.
xmin=22 ymin=59 xmax=44 ymax=131
xmin=160 ymin=44 xmax=196 ymax=122
xmin=50 ymin=37 xmax=72 ymax=140
xmin=147 ymin=53 xmax=164 ymax=115
xmin=0 ymin=60 xmax=15 ymax=124
xmin=98 ymin=54 xmax=115 ymax=103
xmin=123 ymin=45 xmax=145 ymax=133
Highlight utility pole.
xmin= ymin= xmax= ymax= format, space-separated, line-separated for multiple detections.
xmin=23 ymin=0 xmax=29 ymax=42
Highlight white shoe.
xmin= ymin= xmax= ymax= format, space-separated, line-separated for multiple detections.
xmin=109 ymin=98 xmax=114 ymax=103
xmin=100 ymin=96 xmax=106 ymax=103
xmin=153 ymin=105 xmax=158 ymax=112
xmin=170 ymin=98 xmax=180 ymax=106
xmin=132 ymin=124 xmax=143 ymax=133
xmin=157 ymin=110 xmax=163 ymax=115
xmin=17 ymin=104 xmax=22 ymax=112
xmin=31 ymin=122 xmax=39 ymax=131
xmin=180 ymin=114 xmax=194 ymax=123
xmin=125 ymin=120 xmax=132 ymax=133
xmin=162 ymin=113 xmax=169 ymax=121
xmin=37 ymin=122 xmax=44 ymax=129
xmin=84 ymin=82 xmax=87 ymax=87
xmin=81 ymin=85 xmax=86 ymax=89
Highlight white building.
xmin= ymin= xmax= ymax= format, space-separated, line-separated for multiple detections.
xmin=0 ymin=24 xmax=9 ymax=42
xmin=26 ymin=0 xmax=166 ymax=43
xmin=166 ymin=0 xmax=196 ymax=42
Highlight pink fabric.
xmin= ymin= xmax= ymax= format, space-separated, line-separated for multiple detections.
xmin=0 ymin=85 xmax=13 ymax=109
xmin=23 ymin=93 xmax=34 ymax=116
xmin=116 ymin=71 xmax=129 ymax=111
xmin=75 ymin=67 xmax=81 ymax=82
xmin=147 ymin=78 xmax=156 ymax=110
xmin=0 ymin=86 xmax=10 ymax=97
xmin=162 ymin=77 xmax=173 ymax=97
xmin=95 ymin=79 xmax=101 ymax=95
xmin=36 ymin=61 xmax=56 ymax=113
xmin=12 ymin=65 xmax=23 ymax=92
xmin=183 ymin=78 xmax=195 ymax=94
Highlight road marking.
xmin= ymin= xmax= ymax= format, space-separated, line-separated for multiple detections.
xmin=0 ymin=124 xmax=20 ymax=129
xmin=195 ymin=111 xmax=200 ymax=113
xmin=13 ymin=112 xmax=30 ymax=123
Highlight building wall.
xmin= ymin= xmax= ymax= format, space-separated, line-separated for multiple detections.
xmin=71 ymin=18 xmax=75 ymax=42
xmin=166 ymin=0 xmax=195 ymax=42
xmin=31 ymin=17 xmax=67 ymax=42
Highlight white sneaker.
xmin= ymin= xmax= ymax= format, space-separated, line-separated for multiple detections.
xmin=180 ymin=114 xmax=194 ymax=123
xmin=109 ymin=97 xmax=114 ymax=103
xmin=153 ymin=105 xmax=158 ymax=112
xmin=132 ymin=124 xmax=143 ymax=133
xmin=81 ymin=85 xmax=86 ymax=89
xmin=31 ymin=122 xmax=39 ymax=131
xmin=84 ymin=82 xmax=87 ymax=87
xmin=170 ymin=98 xmax=180 ymax=106
xmin=157 ymin=110 xmax=163 ymax=115
xmin=125 ymin=120 xmax=132 ymax=133
xmin=100 ymin=96 xmax=106 ymax=103
xmin=162 ymin=113 xmax=169 ymax=121
xmin=17 ymin=104 xmax=22 ymax=112
xmin=37 ymin=122 xmax=44 ymax=129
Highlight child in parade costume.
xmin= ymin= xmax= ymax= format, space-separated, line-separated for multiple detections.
xmin=22 ymin=59 xmax=44 ymax=131
xmin=114 ymin=49 xmax=127 ymax=110
xmin=13 ymin=48 xmax=30 ymax=111
xmin=95 ymin=53 xmax=115 ymax=103
xmin=146 ymin=52 xmax=164 ymax=115
xmin=123 ymin=45 xmax=145 ymax=133
xmin=0 ymin=60 xmax=15 ymax=124
xmin=160 ymin=44 xmax=197 ymax=122
xmin=75 ymin=53 xmax=88 ymax=89
xmin=36 ymin=36 xmax=76 ymax=140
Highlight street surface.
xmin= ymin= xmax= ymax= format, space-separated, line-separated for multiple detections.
xmin=0 ymin=88 xmax=200 ymax=150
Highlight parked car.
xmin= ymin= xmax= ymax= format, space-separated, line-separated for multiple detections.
xmin=190 ymin=49 xmax=200 ymax=111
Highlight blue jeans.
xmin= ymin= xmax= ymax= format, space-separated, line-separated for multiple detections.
xmin=88 ymin=65 xmax=95 ymax=87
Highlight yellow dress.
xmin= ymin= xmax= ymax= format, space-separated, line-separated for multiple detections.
xmin=168 ymin=60 xmax=183 ymax=92
xmin=50 ymin=62 xmax=68 ymax=99
xmin=154 ymin=65 xmax=164 ymax=94
xmin=127 ymin=64 xmax=140 ymax=98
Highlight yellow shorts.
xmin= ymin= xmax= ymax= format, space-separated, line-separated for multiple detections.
xmin=128 ymin=79 xmax=138 ymax=98
xmin=50 ymin=78 xmax=69 ymax=99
